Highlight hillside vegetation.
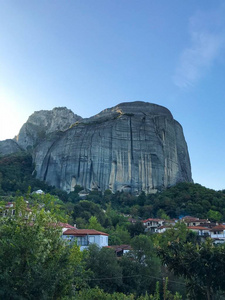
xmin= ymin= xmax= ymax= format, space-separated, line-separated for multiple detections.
xmin=1 ymin=153 xmax=225 ymax=299
xmin=1 ymin=153 xmax=225 ymax=222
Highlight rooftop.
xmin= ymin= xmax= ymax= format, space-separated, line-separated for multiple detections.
xmin=63 ymin=228 xmax=109 ymax=236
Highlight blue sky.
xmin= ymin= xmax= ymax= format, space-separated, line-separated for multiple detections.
xmin=0 ymin=0 xmax=225 ymax=190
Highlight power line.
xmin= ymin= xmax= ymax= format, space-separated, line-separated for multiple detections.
xmin=86 ymin=274 xmax=186 ymax=286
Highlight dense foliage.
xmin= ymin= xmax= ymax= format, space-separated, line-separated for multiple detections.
xmin=2 ymin=153 xmax=225 ymax=223
xmin=0 ymin=198 xmax=82 ymax=299
xmin=1 ymin=153 xmax=225 ymax=299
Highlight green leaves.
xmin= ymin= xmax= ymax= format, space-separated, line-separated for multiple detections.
xmin=0 ymin=198 xmax=83 ymax=299
xmin=157 ymin=238 xmax=225 ymax=299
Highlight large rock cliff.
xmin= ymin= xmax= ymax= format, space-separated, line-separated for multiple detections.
xmin=0 ymin=139 xmax=23 ymax=156
xmin=32 ymin=101 xmax=192 ymax=194
xmin=15 ymin=107 xmax=82 ymax=150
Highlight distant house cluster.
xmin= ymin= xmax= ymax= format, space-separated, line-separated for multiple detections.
xmin=2 ymin=200 xmax=225 ymax=253
xmin=0 ymin=203 xmax=110 ymax=251
xmin=142 ymin=216 xmax=225 ymax=244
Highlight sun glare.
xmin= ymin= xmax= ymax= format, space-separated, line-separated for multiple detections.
xmin=0 ymin=90 xmax=26 ymax=141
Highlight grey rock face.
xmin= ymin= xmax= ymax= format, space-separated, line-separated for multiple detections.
xmin=34 ymin=101 xmax=192 ymax=194
xmin=0 ymin=139 xmax=23 ymax=156
xmin=16 ymin=107 xmax=82 ymax=150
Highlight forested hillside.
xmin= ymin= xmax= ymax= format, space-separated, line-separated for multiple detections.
xmin=1 ymin=153 xmax=225 ymax=299
xmin=1 ymin=153 xmax=225 ymax=222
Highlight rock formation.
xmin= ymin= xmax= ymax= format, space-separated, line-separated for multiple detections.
xmin=15 ymin=107 xmax=82 ymax=150
xmin=0 ymin=139 xmax=23 ymax=156
xmin=32 ymin=101 xmax=192 ymax=194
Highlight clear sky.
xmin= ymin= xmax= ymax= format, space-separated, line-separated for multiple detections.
xmin=0 ymin=0 xmax=225 ymax=190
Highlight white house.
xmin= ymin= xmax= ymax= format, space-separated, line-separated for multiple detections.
xmin=1 ymin=202 xmax=32 ymax=218
xmin=188 ymin=226 xmax=210 ymax=237
xmin=32 ymin=189 xmax=45 ymax=195
xmin=181 ymin=216 xmax=210 ymax=227
xmin=157 ymin=225 xmax=172 ymax=233
xmin=62 ymin=228 xmax=109 ymax=251
xmin=209 ymin=225 xmax=225 ymax=240
xmin=142 ymin=218 xmax=165 ymax=233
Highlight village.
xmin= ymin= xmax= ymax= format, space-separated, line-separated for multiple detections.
xmin=3 ymin=200 xmax=225 ymax=259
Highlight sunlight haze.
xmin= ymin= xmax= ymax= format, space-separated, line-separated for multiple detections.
xmin=0 ymin=0 xmax=225 ymax=190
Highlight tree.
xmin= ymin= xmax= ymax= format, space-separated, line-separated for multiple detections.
xmin=84 ymin=244 xmax=123 ymax=293
xmin=73 ymin=200 xmax=106 ymax=225
xmin=31 ymin=192 xmax=69 ymax=222
xmin=128 ymin=221 xmax=145 ymax=238
xmin=157 ymin=239 xmax=225 ymax=300
xmin=119 ymin=235 xmax=160 ymax=296
xmin=87 ymin=216 xmax=105 ymax=231
xmin=207 ymin=209 xmax=223 ymax=223
xmin=109 ymin=225 xmax=131 ymax=245
xmin=0 ymin=197 xmax=82 ymax=299
xmin=153 ymin=222 xmax=199 ymax=249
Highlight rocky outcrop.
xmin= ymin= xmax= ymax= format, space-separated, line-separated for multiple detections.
xmin=0 ymin=139 xmax=23 ymax=156
xmin=33 ymin=102 xmax=192 ymax=194
xmin=15 ymin=107 xmax=82 ymax=150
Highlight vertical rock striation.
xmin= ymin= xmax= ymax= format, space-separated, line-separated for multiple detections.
xmin=33 ymin=101 xmax=192 ymax=194
xmin=0 ymin=139 xmax=23 ymax=156
xmin=15 ymin=107 xmax=82 ymax=150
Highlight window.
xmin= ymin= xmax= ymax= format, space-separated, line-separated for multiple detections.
xmin=76 ymin=236 xmax=88 ymax=246
xmin=89 ymin=236 xmax=95 ymax=244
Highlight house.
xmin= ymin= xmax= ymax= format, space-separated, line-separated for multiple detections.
xmin=164 ymin=219 xmax=178 ymax=226
xmin=78 ymin=190 xmax=89 ymax=199
xmin=157 ymin=225 xmax=172 ymax=233
xmin=142 ymin=218 xmax=165 ymax=233
xmin=32 ymin=189 xmax=45 ymax=195
xmin=188 ymin=226 xmax=210 ymax=240
xmin=105 ymin=244 xmax=132 ymax=257
xmin=62 ymin=228 xmax=109 ymax=250
xmin=2 ymin=202 xmax=15 ymax=216
xmin=209 ymin=225 xmax=225 ymax=241
xmin=181 ymin=216 xmax=210 ymax=227
xmin=53 ymin=222 xmax=76 ymax=233
xmin=128 ymin=217 xmax=137 ymax=224
xmin=1 ymin=202 xmax=32 ymax=218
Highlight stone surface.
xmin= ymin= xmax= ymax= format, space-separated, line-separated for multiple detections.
xmin=33 ymin=101 xmax=192 ymax=194
xmin=0 ymin=139 xmax=23 ymax=156
xmin=15 ymin=107 xmax=82 ymax=150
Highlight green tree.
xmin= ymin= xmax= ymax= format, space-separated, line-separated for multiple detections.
xmin=87 ymin=216 xmax=105 ymax=231
xmin=109 ymin=225 xmax=131 ymax=245
xmin=158 ymin=239 xmax=225 ymax=300
xmin=207 ymin=209 xmax=223 ymax=223
xmin=75 ymin=286 xmax=136 ymax=299
xmin=156 ymin=209 xmax=170 ymax=220
xmin=128 ymin=221 xmax=145 ymax=238
xmin=119 ymin=235 xmax=160 ymax=296
xmin=73 ymin=200 xmax=106 ymax=225
xmin=0 ymin=197 xmax=82 ymax=299
xmin=84 ymin=244 xmax=123 ymax=293
xmin=153 ymin=222 xmax=198 ymax=249
xmin=31 ymin=192 xmax=69 ymax=222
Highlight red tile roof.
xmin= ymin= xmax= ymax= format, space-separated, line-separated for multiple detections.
xmin=57 ymin=222 xmax=75 ymax=229
xmin=210 ymin=225 xmax=225 ymax=232
xmin=106 ymin=244 xmax=132 ymax=252
xmin=142 ymin=218 xmax=164 ymax=223
xmin=50 ymin=222 xmax=75 ymax=229
xmin=63 ymin=228 xmax=109 ymax=236
xmin=181 ymin=216 xmax=200 ymax=222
